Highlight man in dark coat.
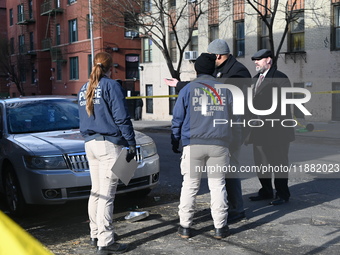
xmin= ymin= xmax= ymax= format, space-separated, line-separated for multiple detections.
xmin=247 ymin=49 xmax=295 ymax=205
xmin=165 ymin=39 xmax=252 ymax=223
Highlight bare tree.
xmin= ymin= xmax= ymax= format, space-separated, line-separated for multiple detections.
xmin=243 ymin=0 xmax=322 ymax=65
xmin=91 ymin=0 xmax=219 ymax=80
xmin=0 ymin=37 xmax=26 ymax=96
xmin=241 ymin=0 xmax=295 ymax=64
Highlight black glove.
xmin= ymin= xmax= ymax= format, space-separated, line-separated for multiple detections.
xmin=171 ymin=134 xmax=181 ymax=154
xmin=126 ymin=145 xmax=136 ymax=163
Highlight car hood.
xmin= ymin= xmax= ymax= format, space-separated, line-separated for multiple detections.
xmin=11 ymin=130 xmax=152 ymax=156
xmin=11 ymin=130 xmax=85 ymax=155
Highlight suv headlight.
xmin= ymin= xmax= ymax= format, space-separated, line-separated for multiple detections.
xmin=24 ymin=155 xmax=68 ymax=169
xmin=140 ymin=142 xmax=157 ymax=158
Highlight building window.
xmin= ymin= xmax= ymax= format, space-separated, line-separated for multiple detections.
xmin=190 ymin=29 xmax=198 ymax=51
xmin=169 ymin=32 xmax=177 ymax=62
xmin=18 ymin=35 xmax=25 ymax=54
xmin=259 ymin=16 xmax=271 ymax=49
xmin=68 ymin=0 xmax=76 ymax=4
xmin=69 ymin=57 xmax=79 ymax=80
xmin=20 ymin=65 xmax=26 ymax=83
xmin=17 ymin=4 xmax=24 ymax=23
xmin=169 ymin=0 xmax=176 ymax=7
xmin=234 ymin=21 xmax=245 ymax=57
xmin=9 ymin=9 xmax=13 ymax=26
xmin=143 ymin=38 xmax=152 ymax=62
xmin=29 ymin=32 xmax=34 ymax=51
xmin=56 ymin=24 xmax=61 ymax=45
xmin=88 ymin=54 xmax=92 ymax=77
xmin=20 ymin=72 xmax=26 ymax=83
xmin=146 ymin=84 xmax=153 ymax=113
xmin=125 ymin=54 xmax=139 ymax=79
xmin=290 ymin=11 xmax=304 ymax=52
xmin=142 ymin=0 xmax=152 ymax=12
xmin=31 ymin=64 xmax=36 ymax=84
xmin=68 ymin=19 xmax=78 ymax=43
xmin=10 ymin=38 xmax=14 ymax=55
xmin=124 ymin=13 xmax=139 ymax=38
xmin=29 ymin=0 xmax=33 ymax=20
xmin=209 ymin=25 xmax=219 ymax=43
xmin=333 ymin=5 xmax=340 ymax=50
xmin=86 ymin=14 xmax=91 ymax=39
xmin=56 ymin=61 xmax=62 ymax=81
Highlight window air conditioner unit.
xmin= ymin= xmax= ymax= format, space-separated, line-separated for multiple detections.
xmin=188 ymin=0 xmax=197 ymax=3
xmin=184 ymin=51 xmax=198 ymax=60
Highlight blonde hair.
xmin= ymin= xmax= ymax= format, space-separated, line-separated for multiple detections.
xmin=86 ymin=52 xmax=113 ymax=116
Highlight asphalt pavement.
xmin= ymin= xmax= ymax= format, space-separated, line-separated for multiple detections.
xmin=121 ymin=119 xmax=340 ymax=255
xmin=27 ymin=119 xmax=340 ymax=255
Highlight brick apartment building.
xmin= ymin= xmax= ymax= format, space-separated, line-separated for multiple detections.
xmin=0 ymin=0 xmax=9 ymax=97
xmin=4 ymin=1 xmax=340 ymax=122
xmin=5 ymin=0 xmax=141 ymax=98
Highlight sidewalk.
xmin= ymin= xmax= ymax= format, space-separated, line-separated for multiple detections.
xmin=132 ymin=119 xmax=340 ymax=139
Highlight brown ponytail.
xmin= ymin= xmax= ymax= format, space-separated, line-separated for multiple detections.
xmin=85 ymin=52 xmax=113 ymax=116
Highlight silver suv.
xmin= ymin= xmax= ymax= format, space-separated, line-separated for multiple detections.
xmin=0 ymin=96 xmax=159 ymax=215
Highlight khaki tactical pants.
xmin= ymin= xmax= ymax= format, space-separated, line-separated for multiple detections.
xmin=178 ymin=144 xmax=229 ymax=229
xmin=85 ymin=137 xmax=123 ymax=247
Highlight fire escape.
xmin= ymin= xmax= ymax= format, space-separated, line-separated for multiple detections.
xmin=40 ymin=0 xmax=66 ymax=63
xmin=16 ymin=1 xmax=37 ymax=88
xmin=16 ymin=2 xmax=36 ymax=56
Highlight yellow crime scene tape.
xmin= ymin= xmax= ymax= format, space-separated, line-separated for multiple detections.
xmin=126 ymin=95 xmax=178 ymax=99
xmin=0 ymin=211 xmax=54 ymax=255
xmin=127 ymin=89 xmax=340 ymax=132
xmin=125 ymin=90 xmax=340 ymax=99
xmin=312 ymin=90 xmax=340 ymax=94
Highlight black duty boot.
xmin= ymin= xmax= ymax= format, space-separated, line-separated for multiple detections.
xmin=178 ymin=226 xmax=191 ymax=239
xmin=214 ymin=225 xmax=230 ymax=239
xmin=97 ymin=243 xmax=128 ymax=254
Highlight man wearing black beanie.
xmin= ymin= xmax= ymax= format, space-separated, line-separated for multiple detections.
xmin=194 ymin=53 xmax=216 ymax=75
xmin=171 ymin=53 xmax=242 ymax=240
xmin=166 ymin=40 xmax=251 ymax=225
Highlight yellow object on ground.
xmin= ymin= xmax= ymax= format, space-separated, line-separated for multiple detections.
xmin=0 ymin=211 xmax=54 ymax=255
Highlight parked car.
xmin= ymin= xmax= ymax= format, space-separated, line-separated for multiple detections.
xmin=0 ymin=96 xmax=159 ymax=215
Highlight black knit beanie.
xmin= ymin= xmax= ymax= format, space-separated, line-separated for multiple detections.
xmin=194 ymin=53 xmax=217 ymax=75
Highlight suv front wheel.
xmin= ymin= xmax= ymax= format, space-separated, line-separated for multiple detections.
xmin=4 ymin=164 xmax=26 ymax=216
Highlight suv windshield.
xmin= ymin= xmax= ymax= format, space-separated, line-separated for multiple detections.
xmin=6 ymin=99 xmax=80 ymax=134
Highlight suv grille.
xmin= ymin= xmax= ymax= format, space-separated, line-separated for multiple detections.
xmin=67 ymin=146 xmax=142 ymax=172
xmin=68 ymin=152 xmax=89 ymax=172
xmin=135 ymin=146 xmax=142 ymax=162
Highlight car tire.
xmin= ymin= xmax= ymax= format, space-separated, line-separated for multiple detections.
xmin=4 ymin=165 xmax=26 ymax=216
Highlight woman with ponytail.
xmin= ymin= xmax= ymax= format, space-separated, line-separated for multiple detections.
xmin=78 ymin=52 xmax=135 ymax=254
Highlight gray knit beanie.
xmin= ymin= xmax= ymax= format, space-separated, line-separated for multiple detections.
xmin=207 ymin=39 xmax=230 ymax=55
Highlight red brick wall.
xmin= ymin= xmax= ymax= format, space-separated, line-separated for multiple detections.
xmin=288 ymin=0 xmax=305 ymax=10
xmin=0 ymin=0 xmax=9 ymax=97
xmin=209 ymin=0 xmax=219 ymax=25
xmin=234 ymin=0 xmax=245 ymax=20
